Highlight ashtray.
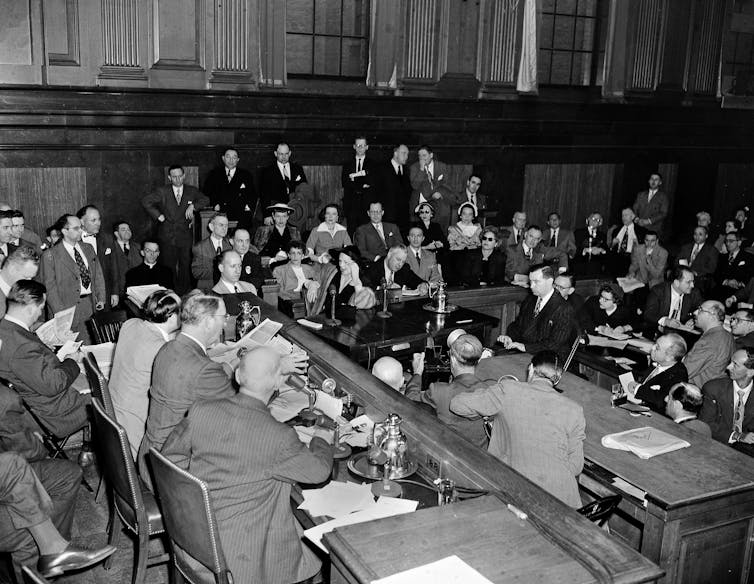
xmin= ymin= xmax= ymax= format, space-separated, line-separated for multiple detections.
xmin=423 ymin=303 xmax=459 ymax=314
xmin=347 ymin=451 xmax=417 ymax=480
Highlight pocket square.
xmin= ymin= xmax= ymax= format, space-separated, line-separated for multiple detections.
xmin=104 ymin=248 xmax=112 ymax=255
xmin=245 ymin=266 xmax=251 ymax=274
xmin=437 ymin=174 xmax=444 ymax=180
xmin=240 ymin=183 xmax=246 ymax=189
xmin=295 ymin=174 xmax=302 ymax=181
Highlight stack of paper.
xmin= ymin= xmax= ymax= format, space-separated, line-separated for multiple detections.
xmin=587 ymin=334 xmax=628 ymax=350
xmin=372 ymin=556 xmax=494 ymax=584
xmin=617 ymin=277 xmax=645 ymax=293
xmin=84 ymin=342 xmax=116 ymax=379
xmin=602 ymin=426 xmax=690 ymax=459
xmin=126 ymin=284 xmax=166 ymax=308
xmin=299 ymin=481 xmax=375 ymax=519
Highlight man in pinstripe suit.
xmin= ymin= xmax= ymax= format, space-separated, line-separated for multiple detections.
xmin=162 ymin=346 xmax=333 ymax=584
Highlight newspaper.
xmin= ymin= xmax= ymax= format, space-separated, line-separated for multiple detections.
xmin=210 ymin=318 xmax=287 ymax=365
xmin=616 ymin=277 xmax=645 ymax=294
xmin=602 ymin=426 xmax=690 ymax=459
xmin=126 ymin=285 xmax=166 ymax=308
xmin=35 ymin=307 xmax=78 ymax=347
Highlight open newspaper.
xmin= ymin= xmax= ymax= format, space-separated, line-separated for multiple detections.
xmin=126 ymin=285 xmax=167 ymax=309
xmin=210 ymin=318 xmax=291 ymax=365
xmin=35 ymin=307 xmax=78 ymax=348
xmin=602 ymin=426 xmax=690 ymax=459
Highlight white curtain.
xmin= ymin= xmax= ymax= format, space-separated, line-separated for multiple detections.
xmin=517 ymin=0 xmax=538 ymax=94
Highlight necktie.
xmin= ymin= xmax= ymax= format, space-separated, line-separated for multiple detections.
xmin=670 ymin=294 xmax=682 ymax=320
xmin=730 ymin=253 xmax=735 ymax=266
xmin=515 ymin=230 xmax=520 ymax=245
xmin=534 ymin=297 xmax=543 ymax=316
xmin=525 ymin=247 xmax=532 ymax=260
xmin=124 ymin=243 xmax=129 ymax=254
xmin=284 ymin=164 xmax=290 ymax=180
xmin=397 ymin=165 xmax=402 ymax=176
xmin=234 ymin=284 xmax=239 ymax=293
xmin=734 ymin=390 xmax=746 ymax=434
xmin=375 ymin=224 xmax=385 ymax=243
xmin=690 ymin=244 xmax=699 ymax=263
xmin=415 ymin=251 xmax=421 ymax=261
xmin=227 ymin=168 xmax=232 ymax=182
xmin=470 ymin=194 xmax=476 ymax=207
xmin=74 ymin=247 xmax=91 ymax=289
xmin=619 ymin=230 xmax=628 ymax=253
xmin=175 ymin=188 xmax=182 ymax=205
xmin=216 ymin=245 xmax=222 ymax=256
xmin=550 ymin=231 xmax=557 ymax=247
xmin=357 ymin=158 xmax=362 ymax=173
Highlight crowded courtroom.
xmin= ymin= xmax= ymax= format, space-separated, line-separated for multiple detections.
xmin=2 ymin=1 xmax=754 ymax=583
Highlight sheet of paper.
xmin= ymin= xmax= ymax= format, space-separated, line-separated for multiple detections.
xmin=299 ymin=481 xmax=375 ymax=519
xmin=56 ymin=340 xmax=82 ymax=361
xmin=126 ymin=284 xmax=166 ymax=308
xmin=618 ymin=371 xmax=635 ymax=391
xmin=616 ymin=277 xmax=645 ymax=294
xmin=371 ymin=555 xmax=494 ymax=584
xmin=610 ymin=477 xmax=647 ymax=506
xmin=512 ymin=274 xmax=529 ymax=286
xmin=587 ymin=334 xmax=628 ymax=350
xmin=36 ymin=307 xmax=77 ymax=347
xmin=602 ymin=426 xmax=690 ymax=459
xmin=53 ymin=306 xmax=76 ymax=338
xmin=314 ymin=391 xmax=343 ymax=420
xmin=269 ymin=388 xmax=310 ymax=422
xmin=241 ymin=318 xmax=283 ymax=346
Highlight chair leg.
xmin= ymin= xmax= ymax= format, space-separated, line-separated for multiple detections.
xmin=104 ymin=511 xmax=121 ymax=570
xmin=132 ymin=530 xmax=150 ymax=584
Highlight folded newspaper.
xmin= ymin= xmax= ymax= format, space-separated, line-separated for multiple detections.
xmin=210 ymin=318 xmax=292 ymax=365
xmin=602 ymin=426 xmax=690 ymax=459
xmin=126 ymin=285 xmax=167 ymax=308
xmin=35 ymin=307 xmax=78 ymax=348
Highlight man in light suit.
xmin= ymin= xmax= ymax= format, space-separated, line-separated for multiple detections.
xmin=258 ymin=142 xmax=307 ymax=214
xmin=0 ymin=246 xmax=39 ymax=319
xmin=607 ymin=207 xmax=643 ymax=277
xmin=77 ymin=205 xmax=117 ymax=308
xmin=202 ymin=146 xmax=257 ymax=228
xmin=625 ymin=333 xmax=688 ymax=412
xmin=162 ymin=346 xmax=332 ymax=584
xmin=501 ymin=211 xmax=528 ymax=249
xmin=451 ymin=350 xmax=585 ymax=508
xmin=405 ymin=227 xmax=440 ymax=284
xmin=109 ymin=220 xmax=142 ymax=305
xmin=211 ymin=251 xmax=258 ymax=295
xmin=700 ymin=348 xmax=754 ymax=456
xmin=633 ymin=172 xmax=669 ymax=238
xmin=191 ymin=212 xmax=232 ymax=291
xmin=142 ymin=164 xmax=210 ymax=294
xmin=642 ymin=266 xmax=703 ymax=332
xmin=683 ymin=300 xmax=735 ymax=388
xmin=409 ymin=145 xmax=456 ymax=230
xmin=40 ymin=214 xmax=106 ymax=344
xmin=627 ymin=230 xmax=668 ymax=288
xmin=353 ymin=202 xmax=404 ymax=262
xmin=341 ymin=136 xmax=377 ymax=232
xmin=374 ymin=144 xmax=412 ymax=232
xmin=505 ymin=226 xmax=545 ymax=283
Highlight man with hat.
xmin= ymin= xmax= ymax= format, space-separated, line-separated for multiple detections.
xmin=252 ymin=203 xmax=301 ymax=269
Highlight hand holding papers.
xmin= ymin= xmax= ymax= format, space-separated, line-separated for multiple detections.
xmin=35 ymin=307 xmax=77 ymax=348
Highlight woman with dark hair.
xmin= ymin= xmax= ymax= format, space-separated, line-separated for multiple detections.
xmin=305 ymin=203 xmax=352 ymax=260
xmin=308 ymin=246 xmax=377 ymax=316
xmin=109 ymin=289 xmax=182 ymax=457
xmin=578 ymin=282 xmax=634 ymax=335
xmin=447 ymin=203 xmax=482 ymax=251
xmin=411 ymin=202 xmax=446 ymax=252
xmin=272 ymin=240 xmax=320 ymax=302
xmin=460 ymin=226 xmax=507 ymax=286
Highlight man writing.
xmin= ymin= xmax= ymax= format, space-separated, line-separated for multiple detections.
xmin=362 ymin=244 xmax=428 ymax=294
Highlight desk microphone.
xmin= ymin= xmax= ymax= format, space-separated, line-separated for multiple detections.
xmin=377 ymin=277 xmax=392 ymax=319
xmin=326 ymin=285 xmax=341 ymax=327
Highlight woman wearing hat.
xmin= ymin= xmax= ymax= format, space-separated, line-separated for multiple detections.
xmin=305 ymin=203 xmax=352 ymax=262
xmin=411 ymin=202 xmax=446 ymax=253
xmin=308 ymin=246 xmax=377 ymax=316
xmin=252 ymin=203 xmax=301 ymax=268
xmin=447 ymin=203 xmax=482 ymax=251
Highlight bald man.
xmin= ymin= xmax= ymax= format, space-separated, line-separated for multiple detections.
xmin=232 ymin=228 xmax=265 ymax=293
xmin=162 ymin=346 xmax=332 ymax=584
xmin=211 ymin=250 xmax=257 ymax=295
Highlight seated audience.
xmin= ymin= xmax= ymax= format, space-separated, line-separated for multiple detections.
xmin=460 ymin=226 xmax=507 ymax=287
xmin=43 ymin=225 xmax=61 ymax=250
xmin=730 ymin=309 xmax=754 ymax=351
xmin=305 ymin=204 xmax=352 ymax=261
xmin=0 ymin=280 xmax=89 ymax=438
xmin=272 ymin=241 xmax=320 ymax=303
xmin=497 ymin=263 xmax=576 ymax=360
xmin=573 ymin=212 xmax=608 ymax=277
xmin=191 ymin=212 xmax=232 ymax=291
xmin=109 ymin=289 xmax=181 ymax=457
xmin=676 ymin=226 xmax=717 ymax=294
xmin=726 ymin=275 xmax=754 ymax=309
xmin=411 ymin=202 xmax=446 ymax=253
xmin=450 ymin=350 xmax=585 ymax=508
xmin=683 ymin=300 xmax=735 ymax=387
xmin=406 ymin=334 xmax=488 ymax=448
xmin=501 ymin=211 xmax=528 ymax=248
xmin=579 ymin=282 xmax=633 ymax=335
xmin=311 ymin=246 xmax=377 ymax=316
xmin=252 ymin=203 xmax=301 ymax=268
xmin=230 ymin=228 xmax=265 ymax=293
xmin=713 ymin=219 xmax=742 ymax=254
xmin=354 ymin=202 xmax=403 ymax=262
xmin=542 ymin=212 xmax=577 ymax=269
xmin=110 ymin=220 xmax=142 ymax=304
xmin=664 ymin=382 xmax=711 ymax=437
xmin=505 ymin=225 xmax=544 ymax=284
xmin=625 ymin=333 xmax=688 ymax=412
xmin=162 ymin=346 xmax=332 ymax=584
xmin=125 ymin=240 xmax=174 ymax=289
xmin=714 ymin=231 xmax=753 ymax=301
xmin=607 ymin=207 xmax=642 ymax=277
xmin=405 ymin=226 xmax=441 ymax=284
xmin=627 ymin=230 xmax=667 ymax=289
xmin=736 ymin=206 xmax=753 ymax=244
xmin=643 ymin=266 xmax=702 ymax=332
xmin=699 ymin=348 xmax=754 ymax=456
xmin=0 ymin=210 xmax=17 ymax=258
xmin=371 ymin=356 xmax=419 ymax=394
xmin=0 ymin=246 xmax=39 ymax=318
xmin=447 ymin=203 xmax=481 ymax=251
xmin=212 ymin=250 xmax=257 ymax=295
xmin=362 ymin=244 xmax=427 ymax=294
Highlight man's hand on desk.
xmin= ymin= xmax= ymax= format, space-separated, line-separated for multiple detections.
xmin=416 ymin=282 xmax=429 ymax=296
xmin=281 ymin=351 xmax=309 ymax=376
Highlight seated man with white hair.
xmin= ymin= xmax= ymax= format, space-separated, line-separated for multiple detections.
xmin=362 ymin=245 xmax=428 ymax=295
xmin=371 ymin=356 xmax=420 ymax=395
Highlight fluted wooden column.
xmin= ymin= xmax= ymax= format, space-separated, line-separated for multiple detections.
xmin=403 ymin=0 xmax=441 ymax=82
xmin=209 ymin=0 xmax=258 ymax=89
xmin=685 ymin=0 xmax=726 ymax=99
xmin=98 ymin=0 xmax=146 ymax=82
xmin=625 ymin=0 xmax=668 ymax=93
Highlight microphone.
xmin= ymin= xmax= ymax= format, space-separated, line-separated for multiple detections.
xmin=328 ymin=285 xmax=337 ymax=296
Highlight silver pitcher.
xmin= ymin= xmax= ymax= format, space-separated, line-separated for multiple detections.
xmin=368 ymin=413 xmax=409 ymax=477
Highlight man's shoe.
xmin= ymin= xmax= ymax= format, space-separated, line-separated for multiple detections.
xmin=37 ymin=544 xmax=117 ymax=577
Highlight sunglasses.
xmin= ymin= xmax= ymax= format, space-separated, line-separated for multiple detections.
xmin=482 ymin=236 xmax=496 ymax=241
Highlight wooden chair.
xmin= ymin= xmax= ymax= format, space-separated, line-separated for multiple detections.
xmin=90 ymin=400 xmax=168 ymax=584
xmin=149 ymin=448 xmax=234 ymax=584
xmin=578 ymin=494 xmax=622 ymax=527
xmin=87 ymin=310 xmax=128 ymax=344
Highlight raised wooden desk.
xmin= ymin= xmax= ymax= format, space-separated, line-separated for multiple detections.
xmin=476 ymin=353 xmax=754 ymax=584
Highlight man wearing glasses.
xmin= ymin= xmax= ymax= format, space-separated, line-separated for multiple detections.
xmin=682 ymin=301 xmax=735 ymax=387
xmin=714 ymin=232 xmax=753 ymax=301
xmin=730 ymin=309 xmax=754 ymax=351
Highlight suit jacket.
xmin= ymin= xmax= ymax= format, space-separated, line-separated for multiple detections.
xmin=362 ymin=261 xmax=424 ymax=290
xmin=374 ymin=160 xmax=412 ymax=230
xmin=202 ymin=166 xmax=257 ymax=220
xmin=628 ymin=244 xmax=668 ymax=287
xmin=405 ymin=248 xmax=440 ymax=283
xmin=454 ymin=190 xmax=487 ymax=213
xmin=700 ymin=377 xmax=754 ymax=444
xmin=541 ymin=228 xmax=577 ymax=259
xmin=736 ymin=331 xmax=754 ymax=351
xmin=211 ymin=279 xmax=258 ymax=295
xmin=191 ymin=236 xmax=232 ymax=291
xmin=405 ymin=372 xmax=488 ymax=448
xmin=643 ymin=283 xmax=703 ymax=327
xmin=81 ymin=232 xmax=116 ymax=305
xmin=634 ymin=361 xmax=688 ymax=413
xmin=0 ymin=383 xmax=48 ymax=461
xmin=258 ymin=162 xmax=307 ymax=209
xmin=353 ymin=222 xmax=403 ymax=261
xmin=715 ymin=251 xmax=754 ymax=286
xmin=573 ymin=227 xmax=608 ymax=256
xmin=0 ymin=319 xmax=87 ymax=438
xmin=272 ymin=263 xmax=317 ymax=300
xmin=633 ymin=189 xmax=669 ymax=236
xmin=162 ymin=392 xmax=331 ymax=584
xmin=110 ymin=241 xmax=142 ymax=297
xmin=251 ymin=225 xmax=301 ymax=258
xmin=238 ymin=251 xmax=265 ymax=292
xmin=40 ymin=241 xmax=107 ymax=315
xmin=505 ymin=243 xmax=545 ymax=282
xmin=501 ymin=225 xmax=526 ymax=248
xmin=409 ymin=160 xmax=456 ymax=229
xmin=683 ymin=326 xmax=735 ymax=387
xmin=677 ymin=242 xmax=718 ymax=277
xmin=142 ymin=184 xmax=209 ymax=245
xmin=507 ymin=292 xmax=576 ymax=359
xmin=450 ymin=378 xmax=585 ymax=508
xmin=125 ymin=262 xmax=174 ymax=289
xmin=461 ymin=248 xmax=507 ymax=287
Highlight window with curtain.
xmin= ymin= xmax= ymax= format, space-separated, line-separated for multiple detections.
xmin=286 ymin=0 xmax=370 ymax=78
xmin=538 ymin=0 xmax=608 ymax=86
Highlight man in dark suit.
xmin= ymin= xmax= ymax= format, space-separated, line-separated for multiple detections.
xmin=231 ymin=228 xmax=265 ymax=293
xmin=625 ymin=333 xmax=688 ymax=412
xmin=714 ymin=231 xmax=753 ymax=301
xmin=39 ymin=214 xmax=106 ymax=344
xmin=572 ymin=212 xmax=609 ymax=278
xmin=633 ymin=172 xmax=669 ymax=239
xmin=643 ymin=266 xmax=702 ymax=332
xmin=455 ymin=174 xmax=487 ymax=214
xmin=374 ymin=144 xmax=412 ymax=232
xmin=124 ymin=240 xmax=174 ymax=290
xmin=258 ymin=142 xmax=307 ymax=214
xmin=109 ymin=220 xmax=142 ymax=304
xmin=162 ymin=346 xmax=332 ymax=584
xmin=541 ymin=212 xmax=576 ymax=272
xmin=0 ymin=210 xmax=19 ymax=260
xmin=353 ymin=202 xmax=404 ymax=262
xmin=731 ymin=309 xmax=754 ymax=351
xmin=191 ymin=212 xmax=232 ymax=291
xmin=505 ymin=225 xmax=545 ymax=283
xmin=677 ymin=226 xmax=718 ymax=294
xmin=700 ymin=348 xmax=754 ymax=456
xmin=77 ymin=205 xmax=117 ymax=308
xmin=341 ymin=136 xmax=377 ymax=232
xmin=727 ymin=276 xmax=754 ymax=309
xmin=497 ymin=264 xmax=577 ymax=360
xmin=409 ymin=145 xmax=456 ymax=231
xmin=362 ymin=245 xmax=427 ymax=293
xmin=0 ymin=246 xmax=39 ymax=319
xmin=202 ymin=146 xmax=257 ymax=228
xmin=0 ymin=280 xmax=89 ymax=438
xmin=142 ymin=164 xmax=210 ymax=294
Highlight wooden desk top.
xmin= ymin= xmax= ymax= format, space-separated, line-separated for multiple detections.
xmin=477 ymin=353 xmax=754 ymax=510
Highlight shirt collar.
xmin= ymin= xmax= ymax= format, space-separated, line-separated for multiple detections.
xmin=62 ymin=240 xmax=80 ymax=254
xmin=674 ymin=414 xmax=698 ymax=425
xmin=4 ymin=314 xmax=29 ymax=331
xmin=210 ymin=235 xmax=224 ymax=247
xmin=317 ymin=222 xmax=347 ymax=233
xmin=0 ymin=274 xmax=11 ymax=296
xmin=391 ymin=159 xmax=401 ymax=171
xmin=538 ymin=289 xmax=555 ymax=307
xmin=220 ymin=279 xmax=237 ymax=292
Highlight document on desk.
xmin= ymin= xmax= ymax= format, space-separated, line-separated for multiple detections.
xmin=304 ymin=497 xmax=418 ymax=553
xmin=602 ymin=427 xmax=690 ymax=459
xmin=587 ymin=334 xmax=628 ymax=350
xmin=126 ymin=284 xmax=166 ymax=308
xmin=299 ymin=481 xmax=375 ymax=519
xmin=371 ymin=555 xmax=494 ymax=584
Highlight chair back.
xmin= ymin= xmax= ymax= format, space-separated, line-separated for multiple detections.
xmin=91 ymin=399 xmax=145 ymax=529
xmin=87 ymin=310 xmax=128 ymax=344
xmin=22 ymin=566 xmax=51 ymax=584
xmin=82 ymin=352 xmax=116 ymax=417
xmin=148 ymin=448 xmax=233 ymax=584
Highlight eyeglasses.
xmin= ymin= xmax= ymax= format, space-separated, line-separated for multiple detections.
xmin=482 ymin=236 xmax=496 ymax=241
xmin=211 ymin=313 xmax=230 ymax=321
xmin=695 ymin=308 xmax=715 ymax=315
xmin=731 ymin=317 xmax=753 ymax=323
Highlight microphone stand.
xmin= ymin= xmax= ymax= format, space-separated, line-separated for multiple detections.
xmin=326 ymin=287 xmax=341 ymax=326
xmin=376 ymin=277 xmax=392 ymax=319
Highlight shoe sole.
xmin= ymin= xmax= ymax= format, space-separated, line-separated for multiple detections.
xmin=40 ymin=547 xmax=116 ymax=578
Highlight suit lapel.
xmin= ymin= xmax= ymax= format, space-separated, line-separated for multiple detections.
xmin=56 ymin=245 xmax=82 ymax=278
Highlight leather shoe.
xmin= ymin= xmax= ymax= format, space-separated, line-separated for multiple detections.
xmin=38 ymin=544 xmax=116 ymax=577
